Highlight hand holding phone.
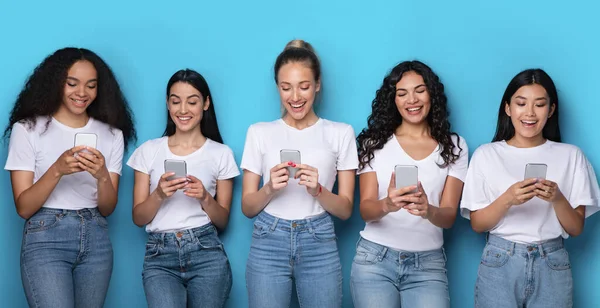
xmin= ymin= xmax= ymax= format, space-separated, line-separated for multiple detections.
xmin=524 ymin=163 xmax=547 ymax=181
xmin=164 ymin=159 xmax=187 ymax=181
xmin=394 ymin=165 xmax=418 ymax=193
xmin=74 ymin=133 xmax=97 ymax=154
xmin=280 ymin=149 xmax=301 ymax=178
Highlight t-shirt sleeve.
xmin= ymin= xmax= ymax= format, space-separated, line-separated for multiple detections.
xmin=448 ymin=135 xmax=469 ymax=182
xmin=5 ymin=123 xmax=35 ymax=172
xmin=218 ymin=147 xmax=241 ymax=180
xmin=460 ymin=148 xmax=493 ymax=219
xmin=107 ymin=129 xmax=124 ymax=175
xmin=126 ymin=141 xmax=150 ymax=175
xmin=337 ymin=125 xmax=359 ymax=171
xmin=240 ymin=125 xmax=263 ymax=176
xmin=569 ymin=150 xmax=600 ymax=218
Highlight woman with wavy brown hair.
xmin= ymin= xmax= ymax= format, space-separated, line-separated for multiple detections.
xmin=351 ymin=60 xmax=467 ymax=307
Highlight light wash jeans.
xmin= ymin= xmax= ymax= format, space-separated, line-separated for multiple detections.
xmin=21 ymin=208 xmax=113 ymax=308
xmin=246 ymin=211 xmax=342 ymax=308
xmin=350 ymin=237 xmax=450 ymax=307
xmin=142 ymin=223 xmax=232 ymax=308
xmin=475 ymin=234 xmax=573 ymax=308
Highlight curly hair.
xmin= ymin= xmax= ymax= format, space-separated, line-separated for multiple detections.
xmin=357 ymin=60 xmax=461 ymax=170
xmin=3 ymin=47 xmax=136 ymax=147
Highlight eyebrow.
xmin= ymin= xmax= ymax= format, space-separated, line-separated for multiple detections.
xmin=280 ymin=80 xmax=311 ymax=85
xmin=67 ymin=76 xmax=97 ymax=83
xmin=169 ymin=94 xmax=201 ymax=99
xmin=515 ymin=95 xmax=547 ymax=101
xmin=396 ymin=84 xmax=426 ymax=92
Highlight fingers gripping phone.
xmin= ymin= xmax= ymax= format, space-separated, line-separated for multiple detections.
xmin=280 ymin=149 xmax=301 ymax=178
xmin=524 ymin=163 xmax=547 ymax=180
xmin=395 ymin=165 xmax=418 ymax=193
xmin=74 ymin=133 xmax=97 ymax=154
xmin=164 ymin=159 xmax=187 ymax=181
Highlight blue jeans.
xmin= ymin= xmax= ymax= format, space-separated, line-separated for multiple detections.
xmin=475 ymin=235 xmax=573 ymax=308
xmin=20 ymin=208 xmax=113 ymax=308
xmin=350 ymin=237 xmax=450 ymax=307
xmin=142 ymin=223 xmax=232 ymax=308
xmin=246 ymin=211 xmax=342 ymax=308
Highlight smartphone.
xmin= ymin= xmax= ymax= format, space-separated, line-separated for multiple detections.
xmin=74 ymin=133 xmax=97 ymax=154
xmin=524 ymin=163 xmax=547 ymax=180
xmin=394 ymin=165 xmax=418 ymax=193
xmin=280 ymin=149 xmax=301 ymax=178
xmin=164 ymin=159 xmax=187 ymax=181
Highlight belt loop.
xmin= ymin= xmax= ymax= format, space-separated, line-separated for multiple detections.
xmin=510 ymin=241 xmax=515 ymax=256
xmin=379 ymin=247 xmax=388 ymax=262
xmin=307 ymin=217 xmax=314 ymax=234
xmin=415 ymin=252 xmax=420 ymax=268
xmin=270 ymin=217 xmax=279 ymax=232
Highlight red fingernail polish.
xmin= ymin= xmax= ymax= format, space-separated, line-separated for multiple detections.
xmin=292 ymin=164 xmax=296 ymax=167
xmin=288 ymin=162 xmax=293 ymax=166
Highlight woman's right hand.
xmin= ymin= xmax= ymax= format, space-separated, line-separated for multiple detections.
xmin=504 ymin=178 xmax=538 ymax=206
xmin=265 ymin=162 xmax=290 ymax=195
xmin=53 ymin=145 xmax=88 ymax=176
xmin=155 ymin=173 xmax=188 ymax=200
xmin=383 ymin=172 xmax=421 ymax=213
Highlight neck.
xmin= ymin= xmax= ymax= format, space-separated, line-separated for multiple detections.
xmin=506 ymin=134 xmax=546 ymax=148
xmin=282 ymin=110 xmax=319 ymax=130
xmin=169 ymin=128 xmax=206 ymax=147
xmin=53 ymin=106 xmax=89 ymax=128
xmin=395 ymin=121 xmax=430 ymax=137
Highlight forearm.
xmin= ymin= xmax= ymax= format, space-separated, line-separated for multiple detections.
xmin=201 ymin=196 xmax=230 ymax=230
xmin=132 ymin=190 xmax=164 ymax=227
xmin=15 ymin=165 xmax=62 ymax=219
xmin=241 ymin=185 xmax=274 ymax=218
xmin=360 ymin=198 xmax=390 ymax=222
xmin=317 ymin=186 xmax=353 ymax=220
xmin=553 ymin=196 xmax=584 ymax=236
xmin=96 ymin=176 xmax=118 ymax=216
xmin=427 ymin=205 xmax=457 ymax=229
xmin=470 ymin=193 xmax=512 ymax=233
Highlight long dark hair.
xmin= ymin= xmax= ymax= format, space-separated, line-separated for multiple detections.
xmin=163 ymin=69 xmax=223 ymax=143
xmin=4 ymin=47 xmax=136 ymax=146
xmin=357 ymin=60 xmax=461 ymax=170
xmin=274 ymin=39 xmax=321 ymax=83
xmin=492 ymin=68 xmax=561 ymax=142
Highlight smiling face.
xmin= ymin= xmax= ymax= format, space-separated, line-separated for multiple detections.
xmin=395 ymin=71 xmax=431 ymax=125
xmin=277 ymin=61 xmax=320 ymax=121
xmin=167 ymin=82 xmax=209 ymax=133
xmin=505 ymin=84 xmax=555 ymax=142
xmin=60 ymin=60 xmax=98 ymax=116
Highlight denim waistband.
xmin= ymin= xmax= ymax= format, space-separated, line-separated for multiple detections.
xmin=34 ymin=207 xmax=102 ymax=219
xmin=487 ymin=234 xmax=564 ymax=257
xmin=148 ymin=223 xmax=216 ymax=243
xmin=255 ymin=211 xmax=332 ymax=232
xmin=357 ymin=236 xmax=445 ymax=263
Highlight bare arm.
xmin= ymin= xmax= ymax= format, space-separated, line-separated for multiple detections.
xmin=359 ymin=172 xmax=422 ymax=222
xmin=184 ymin=176 xmax=233 ymax=230
xmin=315 ymin=170 xmax=355 ymax=220
xmin=424 ymin=177 xmax=464 ymax=229
xmin=535 ymin=179 xmax=585 ymax=236
xmin=132 ymin=171 xmax=188 ymax=227
xmin=241 ymin=163 xmax=289 ymax=218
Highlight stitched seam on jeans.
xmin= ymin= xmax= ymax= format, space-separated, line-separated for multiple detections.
xmin=22 ymin=262 xmax=40 ymax=307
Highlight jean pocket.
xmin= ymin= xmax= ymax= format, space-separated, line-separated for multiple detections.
xmin=545 ymin=248 xmax=571 ymax=271
xmin=419 ymin=253 xmax=447 ymax=273
xmin=311 ymin=221 xmax=337 ymax=242
xmin=95 ymin=215 xmax=109 ymax=229
xmin=145 ymin=241 xmax=161 ymax=259
xmin=353 ymin=244 xmax=380 ymax=265
xmin=198 ymin=232 xmax=224 ymax=251
xmin=252 ymin=221 xmax=271 ymax=239
xmin=25 ymin=213 xmax=64 ymax=234
xmin=480 ymin=244 xmax=510 ymax=268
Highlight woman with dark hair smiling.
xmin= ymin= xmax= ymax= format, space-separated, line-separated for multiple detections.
xmin=128 ymin=69 xmax=238 ymax=308
xmin=461 ymin=68 xmax=600 ymax=307
xmin=4 ymin=47 xmax=136 ymax=308
xmin=351 ymin=60 xmax=468 ymax=307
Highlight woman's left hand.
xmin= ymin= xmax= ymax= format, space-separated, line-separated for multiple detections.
xmin=184 ymin=175 xmax=209 ymax=202
xmin=75 ymin=147 xmax=110 ymax=180
xmin=295 ymin=164 xmax=321 ymax=197
xmin=534 ymin=179 xmax=564 ymax=203
xmin=403 ymin=182 xmax=432 ymax=219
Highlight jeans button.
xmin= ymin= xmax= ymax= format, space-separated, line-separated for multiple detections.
xmin=292 ymin=222 xmax=297 ymax=228
xmin=176 ymin=232 xmax=183 ymax=238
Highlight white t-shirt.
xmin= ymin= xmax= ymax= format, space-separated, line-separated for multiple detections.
xmin=358 ymin=135 xmax=468 ymax=251
xmin=240 ymin=118 xmax=358 ymax=220
xmin=127 ymin=137 xmax=240 ymax=233
xmin=5 ymin=116 xmax=124 ymax=210
xmin=461 ymin=140 xmax=600 ymax=243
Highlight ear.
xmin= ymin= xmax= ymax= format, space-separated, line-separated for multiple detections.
xmin=315 ymin=79 xmax=321 ymax=93
xmin=548 ymin=103 xmax=556 ymax=118
xmin=203 ymin=96 xmax=211 ymax=111
xmin=504 ymin=101 xmax=511 ymax=117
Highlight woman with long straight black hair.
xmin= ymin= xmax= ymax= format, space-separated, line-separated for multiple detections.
xmin=128 ymin=69 xmax=238 ymax=308
xmin=461 ymin=68 xmax=600 ymax=308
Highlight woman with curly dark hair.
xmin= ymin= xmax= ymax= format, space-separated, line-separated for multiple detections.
xmin=351 ymin=60 xmax=467 ymax=307
xmin=4 ymin=47 xmax=136 ymax=308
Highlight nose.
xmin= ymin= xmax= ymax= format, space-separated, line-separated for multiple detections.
xmin=292 ymin=89 xmax=300 ymax=102
xmin=76 ymin=84 xmax=86 ymax=97
xmin=180 ymin=102 xmax=188 ymax=114
xmin=407 ymin=93 xmax=418 ymax=104
xmin=526 ymin=103 xmax=535 ymax=116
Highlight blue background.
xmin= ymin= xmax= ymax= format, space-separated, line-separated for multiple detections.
xmin=1 ymin=0 xmax=599 ymax=307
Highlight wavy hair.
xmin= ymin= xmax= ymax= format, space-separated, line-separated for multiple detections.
xmin=357 ymin=60 xmax=461 ymax=170
xmin=4 ymin=47 xmax=136 ymax=147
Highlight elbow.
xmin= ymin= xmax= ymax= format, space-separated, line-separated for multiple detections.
xmin=470 ymin=222 xmax=488 ymax=234
xmin=241 ymin=199 xmax=258 ymax=219
xmin=338 ymin=210 xmax=352 ymax=221
xmin=567 ymin=226 xmax=584 ymax=237
xmin=17 ymin=207 xmax=34 ymax=220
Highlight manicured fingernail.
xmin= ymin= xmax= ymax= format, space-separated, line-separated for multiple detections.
xmin=292 ymin=164 xmax=296 ymax=167
xmin=288 ymin=162 xmax=293 ymax=166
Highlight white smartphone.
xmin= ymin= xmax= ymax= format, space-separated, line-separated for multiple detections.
xmin=394 ymin=165 xmax=418 ymax=193
xmin=524 ymin=163 xmax=547 ymax=180
xmin=280 ymin=149 xmax=301 ymax=178
xmin=164 ymin=159 xmax=187 ymax=181
xmin=74 ymin=133 xmax=97 ymax=154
